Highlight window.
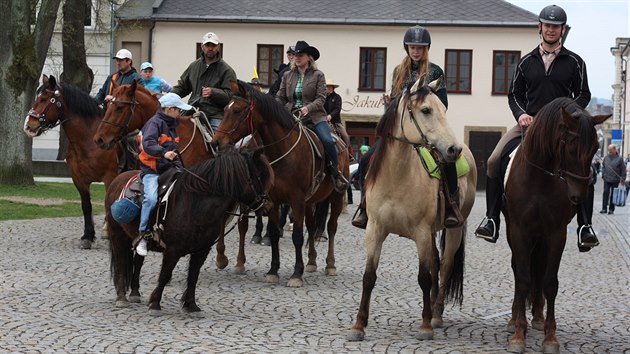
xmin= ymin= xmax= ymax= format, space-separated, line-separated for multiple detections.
xmin=493 ymin=51 xmax=520 ymax=95
xmin=84 ymin=0 xmax=95 ymax=29
xmin=445 ymin=49 xmax=472 ymax=94
xmin=359 ymin=47 xmax=386 ymax=91
xmin=257 ymin=45 xmax=284 ymax=86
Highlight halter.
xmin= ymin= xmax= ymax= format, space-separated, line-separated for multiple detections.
xmin=100 ymin=96 xmax=140 ymax=141
xmin=27 ymin=88 xmax=67 ymax=133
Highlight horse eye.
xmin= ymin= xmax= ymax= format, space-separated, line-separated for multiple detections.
xmin=421 ymin=107 xmax=431 ymax=115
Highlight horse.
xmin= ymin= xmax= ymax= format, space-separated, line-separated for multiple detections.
xmin=213 ymin=81 xmax=350 ymax=287
xmin=503 ymin=97 xmax=610 ymax=354
xmin=92 ymin=81 xmax=243 ymax=272
xmin=106 ymin=147 xmax=273 ymax=311
xmin=23 ymin=75 xmax=119 ymax=249
xmin=346 ymin=78 xmax=477 ymax=341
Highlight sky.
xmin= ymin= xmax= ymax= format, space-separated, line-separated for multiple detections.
xmin=504 ymin=0 xmax=630 ymax=101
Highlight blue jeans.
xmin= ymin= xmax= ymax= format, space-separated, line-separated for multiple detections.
xmin=210 ymin=118 xmax=222 ymax=133
xmin=314 ymin=121 xmax=338 ymax=168
xmin=139 ymin=173 xmax=159 ymax=233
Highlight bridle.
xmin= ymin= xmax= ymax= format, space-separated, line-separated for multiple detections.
xmin=27 ymin=87 xmax=67 ymax=133
xmin=100 ymin=95 xmax=140 ymax=142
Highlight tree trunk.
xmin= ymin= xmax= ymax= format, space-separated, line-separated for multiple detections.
xmin=0 ymin=0 xmax=62 ymax=184
xmin=57 ymin=0 xmax=94 ymax=160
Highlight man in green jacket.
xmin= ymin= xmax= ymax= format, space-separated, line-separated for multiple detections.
xmin=171 ymin=32 xmax=237 ymax=132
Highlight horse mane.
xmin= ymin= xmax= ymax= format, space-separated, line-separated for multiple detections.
xmin=366 ymin=85 xmax=432 ymax=188
xmin=522 ymin=97 xmax=594 ymax=164
xmin=58 ymin=82 xmax=103 ymax=119
xmin=236 ymin=80 xmax=295 ymax=130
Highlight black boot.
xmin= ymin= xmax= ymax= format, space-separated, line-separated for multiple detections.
xmin=351 ymin=194 xmax=367 ymax=229
xmin=475 ymin=177 xmax=502 ymax=243
xmin=329 ymin=163 xmax=349 ymax=193
xmin=251 ymin=215 xmax=263 ymax=244
xmin=577 ymin=225 xmax=599 ymax=252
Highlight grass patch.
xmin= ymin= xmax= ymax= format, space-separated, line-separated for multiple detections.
xmin=0 ymin=182 xmax=106 ymax=221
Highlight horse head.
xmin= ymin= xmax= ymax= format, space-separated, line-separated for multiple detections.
xmin=242 ymin=147 xmax=275 ymax=213
xmin=398 ymin=78 xmax=462 ymax=162
xmin=214 ymin=80 xmax=261 ymax=147
xmin=94 ymin=81 xmax=159 ymax=150
xmin=23 ymin=75 xmax=65 ymax=137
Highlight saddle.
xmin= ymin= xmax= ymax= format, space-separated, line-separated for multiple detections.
xmin=121 ymin=167 xmax=182 ymax=204
xmin=299 ymin=118 xmax=347 ymax=160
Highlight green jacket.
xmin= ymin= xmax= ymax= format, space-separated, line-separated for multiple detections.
xmin=171 ymin=57 xmax=237 ymax=119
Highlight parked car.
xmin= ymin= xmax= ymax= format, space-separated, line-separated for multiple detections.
xmin=349 ymin=162 xmax=360 ymax=190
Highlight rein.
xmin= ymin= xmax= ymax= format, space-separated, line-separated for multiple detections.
xmin=28 ymin=88 xmax=68 ymax=133
xmin=100 ymin=97 xmax=140 ymax=141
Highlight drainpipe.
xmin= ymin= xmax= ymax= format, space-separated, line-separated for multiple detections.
xmin=109 ymin=1 xmax=118 ymax=74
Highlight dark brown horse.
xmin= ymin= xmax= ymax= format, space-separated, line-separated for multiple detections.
xmin=106 ymin=147 xmax=273 ymax=311
xmin=92 ymin=81 xmax=247 ymax=272
xmin=503 ymin=97 xmax=610 ymax=353
xmin=23 ymin=75 xmax=118 ymax=249
xmin=213 ymin=81 xmax=350 ymax=287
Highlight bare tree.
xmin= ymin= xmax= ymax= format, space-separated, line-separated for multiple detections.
xmin=0 ymin=0 xmax=62 ymax=184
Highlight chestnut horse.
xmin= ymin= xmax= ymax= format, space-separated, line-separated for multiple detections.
xmin=92 ymin=81 xmax=250 ymax=272
xmin=346 ymin=79 xmax=476 ymax=341
xmin=23 ymin=75 xmax=118 ymax=249
xmin=213 ymin=81 xmax=350 ymax=287
xmin=503 ymin=97 xmax=610 ymax=353
xmin=106 ymin=148 xmax=273 ymax=311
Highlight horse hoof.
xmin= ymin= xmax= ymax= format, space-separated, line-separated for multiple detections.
xmin=250 ymin=234 xmax=262 ymax=244
xmin=542 ymin=342 xmax=560 ymax=354
xmin=346 ymin=330 xmax=365 ymax=342
xmin=260 ymin=236 xmax=271 ymax=246
xmin=507 ymin=341 xmax=526 ymax=353
xmin=305 ymin=264 xmax=317 ymax=273
xmin=215 ymin=257 xmax=228 ymax=270
xmin=416 ymin=328 xmax=434 ymax=340
xmin=531 ymin=318 xmax=544 ymax=331
xmin=115 ymin=299 xmax=129 ymax=308
xmin=287 ymin=278 xmax=304 ymax=288
xmin=325 ymin=267 xmax=337 ymax=276
xmin=79 ymin=239 xmax=93 ymax=249
xmin=233 ymin=265 xmax=246 ymax=274
xmin=265 ymin=274 xmax=279 ymax=283
xmin=431 ymin=318 xmax=444 ymax=328
xmin=128 ymin=295 xmax=141 ymax=303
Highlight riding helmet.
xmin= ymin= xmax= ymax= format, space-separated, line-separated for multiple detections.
xmin=538 ymin=5 xmax=567 ymax=25
xmin=403 ymin=26 xmax=431 ymax=48
xmin=111 ymin=198 xmax=140 ymax=224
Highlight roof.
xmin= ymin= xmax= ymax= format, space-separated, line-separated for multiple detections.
xmin=117 ymin=0 xmax=538 ymax=27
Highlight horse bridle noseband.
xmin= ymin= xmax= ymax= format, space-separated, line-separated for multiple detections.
xmin=100 ymin=96 xmax=140 ymax=141
xmin=27 ymin=88 xmax=67 ymax=133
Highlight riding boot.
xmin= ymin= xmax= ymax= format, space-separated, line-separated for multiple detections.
xmin=443 ymin=163 xmax=464 ymax=228
xmin=577 ymin=225 xmax=599 ymax=252
xmin=351 ymin=194 xmax=368 ymax=229
xmin=475 ymin=177 xmax=502 ymax=243
xmin=328 ymin=162 xmax=349 ymax=193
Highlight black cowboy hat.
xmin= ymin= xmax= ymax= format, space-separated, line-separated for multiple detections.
xmin=293 ymin=41 xmax=320 ymax=61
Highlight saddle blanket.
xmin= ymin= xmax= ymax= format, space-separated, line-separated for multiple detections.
xmin=416 ymin=146 xmax=470 ymax=179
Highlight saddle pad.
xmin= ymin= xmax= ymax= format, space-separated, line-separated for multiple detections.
xmin=504 ymin=145 xmax=519 ymax=188
xmin=417 ymin=146 xmax=470 ymax=179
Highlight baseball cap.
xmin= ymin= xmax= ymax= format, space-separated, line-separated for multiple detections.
xmin=112 ymin=49 xmax=132 ymax=60
xmin=159 ymin=93 xmax=193 ymax=111
xmin=202 ymin=32 xmax=220 ymax=45
xmin=140 ymin=62 xmax=153 ymax=71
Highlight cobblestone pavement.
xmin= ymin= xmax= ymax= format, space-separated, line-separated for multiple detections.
xmin=1 ymin=183 xmax=629 ymax=353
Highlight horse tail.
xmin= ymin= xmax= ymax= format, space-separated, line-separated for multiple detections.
xmin=107 ymin=210 xmax=134 ymax=293
xmin=442 ymin=223 xmax=466 ymax=306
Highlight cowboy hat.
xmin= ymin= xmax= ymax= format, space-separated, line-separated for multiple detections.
xmin=274 ymin=63 xmax=290 ymax=74
xmin=325 ymin=79 xmax=339 ymax=88
xmin=293 ymin=41 xmax=320 ymax=61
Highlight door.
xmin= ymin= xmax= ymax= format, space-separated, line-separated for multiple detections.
xmin=469 ymin=131 xmax=502 ymax=190
xmin=346 ymin=121 xmax=377 ymax=161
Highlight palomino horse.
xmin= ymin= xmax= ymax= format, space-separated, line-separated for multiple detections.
xmin=213 ymin=81 xmax=350 ymax=287
xmin=347 ymin=79 xmax=476 ymax=341
xmin=92 ymin=81 xmax=245 ymax=271
xmin=503 ymin=97 xmax=609 ymax=354
xmin=23 ymin=75 xmax=119 ymax=249
xmin=106 ymin=148 xmax=273 ymax=311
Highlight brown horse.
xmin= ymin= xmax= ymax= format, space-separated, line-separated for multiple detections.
xmin=213 ymin=81 xmax=350 ymax=287
xmin=106 ymin=147 xmax=273 ymax=311
xmin=503 ymin=97 xmax=610 ymax=353
xmin=23 ymin=75 xmax=118 ymax=249
xmin=92 ymin=81 xmax=246 ymax=272
xmin=346 ymin=79 xmax=476 ymax=341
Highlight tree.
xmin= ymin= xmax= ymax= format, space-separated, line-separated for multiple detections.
xmin=0 ymin=0 xmax=62 ymax=184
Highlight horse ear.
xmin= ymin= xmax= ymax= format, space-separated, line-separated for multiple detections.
xmin=129 ymin=80 xmax=138 ymax=94
xmin=42 ymin=75 xmax=49 ymax=85
xmin=48 ymin=75 xmax=57 ymax=89
xmin=230 ymin=80 xmax=239 ymax=94
xmin=253 ymin=147 xmax=264 ymax=160
xmin=592 ymin=114 xmax=612 ymax=126
xmin=428 ymin=77 xmax=443 ymax=91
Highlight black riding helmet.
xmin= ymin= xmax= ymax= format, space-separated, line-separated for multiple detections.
xmin=538 ymin=5 xmax=567 ymax=25
xmin=403 ymin=26 xmax=431 ymax=54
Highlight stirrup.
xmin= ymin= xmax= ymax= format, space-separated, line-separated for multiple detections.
xmin=577 ymin=224 xmax=599 ymax=249
xmin=474 ymin=217 xmax=498 ymax=242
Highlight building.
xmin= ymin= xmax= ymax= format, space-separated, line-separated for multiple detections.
xmin=611 ymin=37 xmax=629 ymax=157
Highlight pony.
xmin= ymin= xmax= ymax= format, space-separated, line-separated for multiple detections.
xmin=23 ymin=75 xmax=118 ymax=249
xmin=346 ymin=79 xmax=477 ymax=341
xmin=503 ymin=97 xmax=610 ymax=353
xmin=92 ymin=81 xmax=243 ymax=272
xmin=213 ymin=81 xmax=350 ymax=287
xmin=106 ymin=147 xmax=274 ymax=311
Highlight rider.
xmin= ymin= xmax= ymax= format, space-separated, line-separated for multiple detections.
xmin=276 ymin=40 xmax=349 ymax=193
xmin=352 ymin=26 xmax=461 ymax=229
xmin=324 ymin=79 xmax=354 ymax=159
xmin=95 ymin=49 xmax=144 ymax=104
xmin=474 ymin=5 xmax=596 ymax=250
xmin=135 ymin=93 xmax=191 ymax=256
xmin=171 ymin=32 xmax=237 ymax=132
xmin=139 ymin=62 xmax=173 ymax=96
